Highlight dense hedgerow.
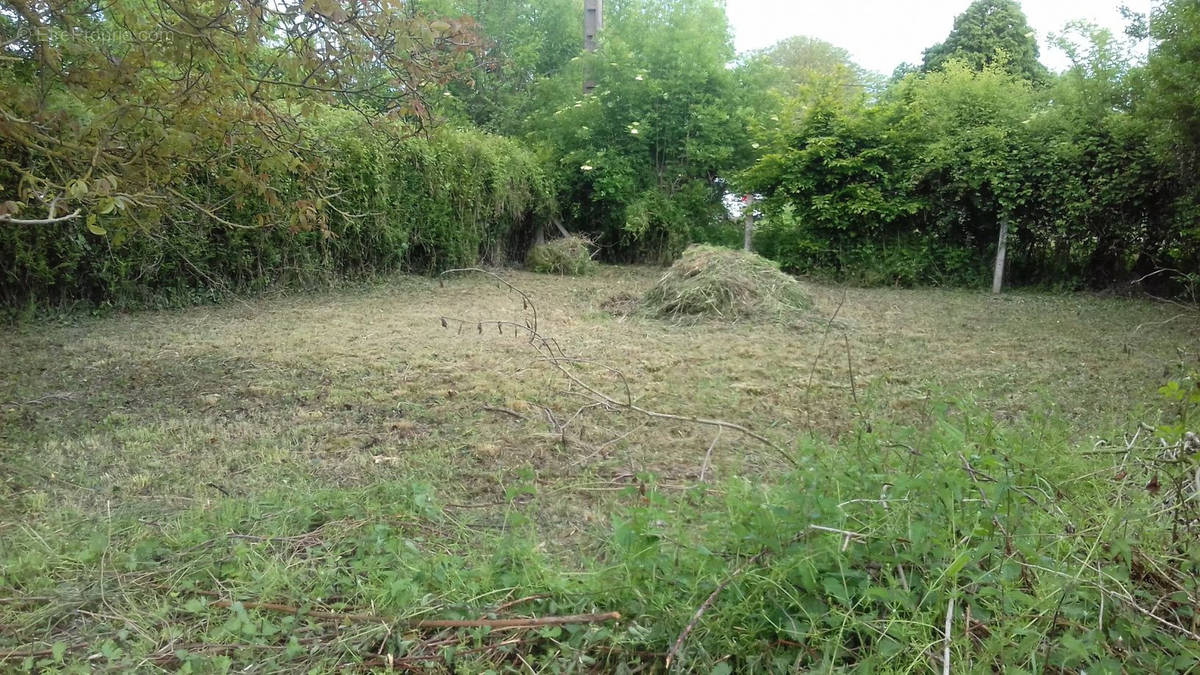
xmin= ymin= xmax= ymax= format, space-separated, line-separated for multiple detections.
xmin=0 ymin=110 xmax=552 ymax=312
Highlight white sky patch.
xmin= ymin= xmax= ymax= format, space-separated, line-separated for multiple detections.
xmin=724 ymin=0 xmax=1155 ymax=74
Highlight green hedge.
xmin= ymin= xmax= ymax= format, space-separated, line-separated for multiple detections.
xmin=0 ymin=111 xmax=552 ymax=312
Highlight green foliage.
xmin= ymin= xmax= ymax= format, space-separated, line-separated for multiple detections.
xmin=746 ymin=102 xmax=926 ymax=277
xmin=746 ymin=22 xmax=1200 ymax=289
xmin=0 ymin=114 xmax=551 ymax=310
xmin=0 ymin=0 xmax=485 ymax=234
xmin=526 ymin=235 xmax=597 ymax=275
xmin=1141 ymin=0 xmax=1200 ymax=274
xmin=640 ymin=244 xmax=811 ymax=320
xmin=4 ymin=400 xmax=1197 ymax=671
xmin=523 ymin=0 xmax=748 ymax=261
xmin=739 ymin=36 xmax=882 ymax=108
xmin=424 ymin=0 xmax=583 ymax=134
xmin=602 ymin=404 xmax=1200 ymax=672
xmin=922 ymin=0 xmax=1050 ymax=83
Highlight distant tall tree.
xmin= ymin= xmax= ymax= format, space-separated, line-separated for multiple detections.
xmin=741 ymin=36 xmax=878 ymax=104
xmin=922 ymin=0 xmax=1048 ymax=83
xmin=424 ymin=0 xmax=581 ymax=134
xmin=1142 ymin=0 xmax=1200 ymax=268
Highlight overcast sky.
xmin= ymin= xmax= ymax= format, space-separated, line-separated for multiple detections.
xmin=724 ymin=0 xmax=1155 ymax=74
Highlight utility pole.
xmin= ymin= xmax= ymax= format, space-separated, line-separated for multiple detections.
xmin=583 ymin=0 xmax=602 ymax=93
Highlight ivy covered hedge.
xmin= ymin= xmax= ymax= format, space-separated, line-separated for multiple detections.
xmin=0 ymin=111 xmax=552 ymax=311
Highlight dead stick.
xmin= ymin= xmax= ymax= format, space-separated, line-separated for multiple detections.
xmin=0 ymin=642 xmax=86 ymax=661
xmin=209 ymin=599 xmax=377 ymax=623
xmin=209 ymin=599 xmax=617 ymax=631
xmin=666 ymin=549 xmax=771 ymax=671
xmin=804 ymin=289 xmax=847 ymax=430
xmin=414 ymin=612 xmax=619 ymax=629
xmin=440 ymin=316 xmax=796 ymax=466
xmin=482 ymin=406 xmax=525 ymax=420
xmin=491 ymin=594 xmax=550 ymax=615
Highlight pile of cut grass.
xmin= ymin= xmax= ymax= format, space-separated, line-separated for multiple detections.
xmin=641 ymin=244 xmax=811 ymax=320
xmin=526 ymin=235 xmax=596 ymax=275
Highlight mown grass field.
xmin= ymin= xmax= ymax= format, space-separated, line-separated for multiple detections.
xmin=2 ymin=267 xmax=1198 ymax=672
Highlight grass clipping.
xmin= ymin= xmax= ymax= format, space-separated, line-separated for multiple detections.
xmin=527 ymin=235 xmax=596 ymax=275
xmin=642 ymin=245 xmax=812 ymax=321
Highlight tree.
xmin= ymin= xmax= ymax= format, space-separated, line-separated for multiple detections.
xmin=526 ymin=0 xmax=749 ymax=260
xmin=922 ymin=0 xmax=1048 ymax=84
xmin=422 ymin=0 xmax=582 ymax=134
xmin=905 ymin=60 xmax=1037 ymax=290
xmin=1143 ymin=0 xmax=1200 ymax=259
xmin=744 ymin=101 xmax=925 ymax=278
xmin=0 ymin=1 xmax=483 ymax=233
xmin=742 ymin=36 xmax=877 ymax=103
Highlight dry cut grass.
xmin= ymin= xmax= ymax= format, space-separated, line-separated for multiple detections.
xmin=1 ymin=266 xmax=1198 ymax=670
xmin=1 ymin=266 xmax=1193 ymax=545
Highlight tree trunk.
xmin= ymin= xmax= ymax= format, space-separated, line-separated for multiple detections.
xmin=992 ymin=217 xmax=1009 ymax=294
xmin=743 ymin=195 xmax=755 ymax=253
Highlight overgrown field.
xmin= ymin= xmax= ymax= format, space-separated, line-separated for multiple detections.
xmin=2 ymin=267 xmax=1198 ymax=672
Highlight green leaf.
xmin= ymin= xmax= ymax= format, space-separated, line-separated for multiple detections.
xmin=183 ymin=597 xmax=209 ymax=613
xmin=86 ymin=214 xmax=106 ymax=236
xmin=51 ymin=641 xmax=67 ymax=662
xmin=945 ymin=550 xmax=971 ymax=580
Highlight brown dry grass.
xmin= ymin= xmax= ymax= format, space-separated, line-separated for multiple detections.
xmin=2 ymin=266 xmax=1195 ymax=549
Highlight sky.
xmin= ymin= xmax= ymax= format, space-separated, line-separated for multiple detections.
xmin=724 ymin=0 xmax=1155 ymax=74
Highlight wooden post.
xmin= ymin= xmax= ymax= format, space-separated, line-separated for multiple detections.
xmin=742 ymin=195 xmax=756 ymax=252
xmin=583 ymin=0 xmax=602 ymax=93
xmin=584 ymin=0 xmax=602 ymax=51
xmin=991 ymin=216 xmax=1009 ymax=294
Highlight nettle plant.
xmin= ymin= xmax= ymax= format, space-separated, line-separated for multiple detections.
xmin=1158 ymin=369 xmax=1199 ymax=439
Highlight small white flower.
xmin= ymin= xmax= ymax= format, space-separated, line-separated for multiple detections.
xmin=751 ymin=142 xmax=760 ymax=149
xmin=443 ymin=91 xmax=452 ymax=97
xmin=635 ymin=74 xmax=644 ymax=81
xmin=580 ymin=164 xmax=594 ymax=171
xmin=629 ymin=128 xmax=639 ymax=135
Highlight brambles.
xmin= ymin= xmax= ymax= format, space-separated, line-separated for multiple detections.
xmin=641 ymin=244 xmax=812 ymax=320
xmin=526 ymin=235 xmax=596 ymax=275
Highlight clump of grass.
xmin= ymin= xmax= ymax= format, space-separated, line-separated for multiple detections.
xmin=641 ymin=244 xmax=812 ymax=320
xmin=526 ymin=235 xmax=596 ymax=275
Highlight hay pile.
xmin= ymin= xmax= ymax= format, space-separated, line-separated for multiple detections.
xmin=526 ymin=235 xmax=596 ymax=275
xmin=641 ymin=245 xmax=811 ymax=320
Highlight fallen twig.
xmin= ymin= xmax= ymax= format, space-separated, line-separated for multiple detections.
xmin=805 ymin=289 xmax=848 ymax=430
xmin=204 ymin=597 xmax=618 ymax=632
xmin=699 ymin=427 xmax=722 ymax=482
xmin=490 ymin=594 xmax=551 ymax=615
xmin=0 ymin=642 xmax=86 ymax=661
xmin=413 ymin=612 xmax=620 ymax=630
xmin=666 ymin=549 xmax=772 ymax=671
xmin=482 ymin=405 xmax=526 ymax=420
xmin=439 ymin=315 xmax=797 ymax=467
